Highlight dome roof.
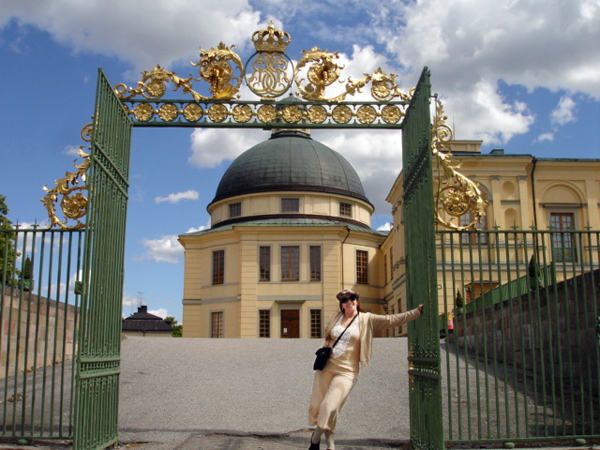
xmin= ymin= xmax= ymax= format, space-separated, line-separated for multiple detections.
xmin=209 ymin=130 xmax=370 ymax=206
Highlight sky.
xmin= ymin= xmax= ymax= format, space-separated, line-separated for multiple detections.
xmin=1 ymin=0 xmax=599 ymax=324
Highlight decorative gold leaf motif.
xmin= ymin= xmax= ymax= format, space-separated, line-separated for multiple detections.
xmin=307 ymin=105 xmax=327 ymax=124
xmin=183 ymin=104 xmax=203 ymax=122
xmin=114 ymin=65 xmax=203 ymax=101
xmin=381 ymin=105 xmax=403 ymax=124
xmin=134 ymin=103 xmax=154 ymax=122
xmin=257 ymin=104 xmax=277 ymax=123
xmin=42 ymin=122 xmax=92 ymax=230
xmin=282 ymin=105 xmax=302 ymax=123
xmin=357 ymin=105 xmax=377 ymax=124
xmin=294 ymin=47 xmax=344 ymax=102
xmin=432 ymin=98 xmax=488 ymax=231
xmin=232 ymin=105 xmax=253 ymax=123
xmin=158 ymin=104 xmax=178 ymax=122
xmin=207 ymin=104 xmax=228 ymax=123
xmin=332 ymin=105 xmax=352 ymax=124
xmin=192 ymin=42 xmax=244 ymax=100
xmin=294 ymin=48 xmax=412 ymax=103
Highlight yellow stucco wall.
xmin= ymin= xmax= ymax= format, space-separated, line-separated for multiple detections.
xmin=180 ymin=224 xmax=386 ymax=338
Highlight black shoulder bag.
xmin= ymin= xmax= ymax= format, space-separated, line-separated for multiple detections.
xmin=313 ymin=313 xmax=358 ymax=370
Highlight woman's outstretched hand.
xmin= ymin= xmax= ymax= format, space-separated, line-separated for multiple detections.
xmin=418 ymin=304 xmax=424 ymax=315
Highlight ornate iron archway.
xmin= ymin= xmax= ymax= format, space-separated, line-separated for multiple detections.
xmin=41 ymin=21 xmax=485 ymax=450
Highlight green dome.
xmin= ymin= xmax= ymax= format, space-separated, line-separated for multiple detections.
xmin=209 ymin=130 xmax=370 ymax=206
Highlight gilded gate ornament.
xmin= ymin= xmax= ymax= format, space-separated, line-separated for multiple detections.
xmin=432 ymin=98 xmax=488 ymax=231
xmin=245 ymin=21 xmax=293 ymax=99
xmin=41 ymin=121 xmax=93 ymax=230
xmin=192 ymin=42 xmax=244 ymax=100
xmin=114 ymin=65 xmax=202 ymax=101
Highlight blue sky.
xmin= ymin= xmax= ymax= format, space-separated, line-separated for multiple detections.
xmin=1 ymin=0 xmax=599 ymax=324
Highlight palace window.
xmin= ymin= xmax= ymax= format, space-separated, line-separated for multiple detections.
xmin=310 ymin=309 xmax=322 ymax=338
xmin=259 ymin=310 xmax=270 ymax=338
xmin=460 ymin=210 xmax=488 ymax=245
xmin=550 ymin=212 xmax=576 ymax=262
xmin=281 ymin=198 xmax=300 ymax=212
xmin=229 ymin=202 xmax=241 ymax=218
xmin=211 ymin=311 xmax=224 ymax=338
xmin=212 ymin=250 xmax=224 ymax=285
xmin=339 ymin=202 xmax=352 ymax=217
xmin=259 ymin=246 xmax=271 ymax=281
xmin=310 ymin=246 xmax=321 ymax=281
xmin=356 ymin=250 xmax=368 ymax=284
xmin=281 ymin=246 xmax=300 ymax=281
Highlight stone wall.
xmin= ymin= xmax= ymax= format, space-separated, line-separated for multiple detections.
xmin=450 ymin=269 xmax=600 ymax=396
xmin=1 ymin=290 xmax=78 ymax=380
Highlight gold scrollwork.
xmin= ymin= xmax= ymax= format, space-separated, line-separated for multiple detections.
xmin=115 ymin=65 xmax=203 ymax=102
xmin=294 ymin=47 xmax=345 ymax=102
xmin=294 ymin=48 xmax=412 ymax=103
xmin=432 ymin=98 xmax=488 ymax=231
xmin=192 ymin=42 xmax=244 ymax=100
xmin=42 ymin=123 xmax=92 ymax=230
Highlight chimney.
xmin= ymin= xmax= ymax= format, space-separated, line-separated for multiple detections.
xmin=138 ymin=305 xmax=148 ymax=314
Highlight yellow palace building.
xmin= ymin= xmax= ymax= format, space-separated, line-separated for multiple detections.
xmin=179 ymin=127 xmax=389 ymax=338
xmin=180 ymin=128 xmax=600 ymax=338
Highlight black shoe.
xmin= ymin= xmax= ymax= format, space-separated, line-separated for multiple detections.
xmin=309 ymin=433 xmax=320 ymax=450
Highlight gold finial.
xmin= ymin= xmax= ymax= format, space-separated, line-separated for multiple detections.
xmin=251 ymin=21 xmax=291 ymax=52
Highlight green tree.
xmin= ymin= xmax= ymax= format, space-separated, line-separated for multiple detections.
xmin=455 ymin=289 xmax=464 ymax=309
xmin=528 ymin=255 xmax=544 ymax=291
xmin=165 ymin=316 xmax=182 ymax=337
xmin=0 ymin=195 xmax=20 ymax=286
xmin=19 ymin=256 xmax=34 ymax=291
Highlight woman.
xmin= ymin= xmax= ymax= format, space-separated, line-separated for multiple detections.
xmin=308 ymin=289 xmax=423 ymax=450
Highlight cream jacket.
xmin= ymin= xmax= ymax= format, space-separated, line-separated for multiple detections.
xmin=322 ymin=308 xmax=421 ymax=368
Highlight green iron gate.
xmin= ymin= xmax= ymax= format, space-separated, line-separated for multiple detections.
xmin=3 ymin=23 xmax=452 ymax=450
xmin=73 ymin=69 xmax=132 ymax=450
xmin=401 ymin=68 xmax=444 ymax=450
xmin=438 ymin=228 xmax=600 ymax=446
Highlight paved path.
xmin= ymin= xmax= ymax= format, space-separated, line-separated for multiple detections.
xmin=117 ymin=336 xmax=414 ymax=449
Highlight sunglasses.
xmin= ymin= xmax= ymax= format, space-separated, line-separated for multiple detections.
xmin=340 ymin=295 xmax=357 ymax=303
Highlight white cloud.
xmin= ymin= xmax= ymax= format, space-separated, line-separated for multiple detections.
xmin=139 ymin=225 xmax=206 ymax=264
xmin=378 ymin=0 xmax=600 ymax=143
xmin=155 ymin=190 xmax=199 ymax=204
xmin=0 ymin=0 xmax=262 ymax=72
xmin=377 ymin=222 xmax=393 ymax=231
xmin=188 ymin=128 xmax=265 ymax=168
xmin=551 ymin=96 xmax=577 ymax=126
xmin=140 ymin=235 xmax=183 ymax=264
xmin=149 ymin=308 xmax=168 ymax=319
xmin=536 ymin=133 xmax=555 ymax=143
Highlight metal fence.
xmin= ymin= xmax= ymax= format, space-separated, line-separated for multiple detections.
xmin=438 ymin=228 xmax=600 ymax=445
xmin=1 ymin=226 xmax=83 ymax=440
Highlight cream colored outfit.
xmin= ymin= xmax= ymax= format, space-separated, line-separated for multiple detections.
xmin=308 ymin=308 xmax=421 ymax=433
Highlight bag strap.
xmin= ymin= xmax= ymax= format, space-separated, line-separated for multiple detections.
xmin=330 ymin=312 xmax=358 ymax=349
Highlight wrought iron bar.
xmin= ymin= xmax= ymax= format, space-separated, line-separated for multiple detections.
xmin=1 ymin=227 xmax=83 ymax=440
xmin=439 ymin=229 xmax=600 ymax=445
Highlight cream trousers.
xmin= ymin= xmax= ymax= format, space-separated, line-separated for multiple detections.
xmin=308 ymin=368 xmax=357 ymax=433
